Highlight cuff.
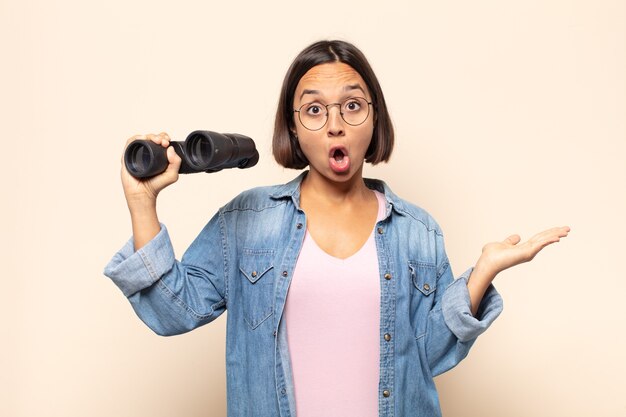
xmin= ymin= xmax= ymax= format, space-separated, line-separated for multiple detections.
xmin=103 ymin=224 xmax=175 ymax=297
xmin=441 ymin=267 xmax=504 ymax=342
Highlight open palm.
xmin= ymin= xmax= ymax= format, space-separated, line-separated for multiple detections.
xmin=477 ymin=226 xmax=571 ymax=277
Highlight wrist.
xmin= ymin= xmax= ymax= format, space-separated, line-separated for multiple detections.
xmin=126 ymin=196 xmax=157 ymax=216
xmin=469 ymin=261 xmax=496 ymax=288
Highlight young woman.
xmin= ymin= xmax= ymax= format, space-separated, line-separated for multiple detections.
xmin=105 ymin=40 xmax=570 ymax=417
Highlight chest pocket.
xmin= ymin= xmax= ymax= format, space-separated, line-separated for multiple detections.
xmin=239 ymin=249 xmax=275 ymax=330
xmin=409 ymin=261 xmax=437 ymax=296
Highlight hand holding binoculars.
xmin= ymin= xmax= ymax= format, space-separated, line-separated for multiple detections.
xmin=124 ymin=130 xmax=259 ymax=179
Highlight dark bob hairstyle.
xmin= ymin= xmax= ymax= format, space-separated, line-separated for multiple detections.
xmin=273 ymin=40 xmax=394 ymax=169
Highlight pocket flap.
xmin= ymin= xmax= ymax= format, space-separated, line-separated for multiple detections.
xmin=239 ymin=250 xmax=274 ymax=284
xmin=409 ymin=262 xmax=437 ymax=296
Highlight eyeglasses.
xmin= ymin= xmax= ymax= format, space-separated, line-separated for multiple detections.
xmin=293 ymin=97 xmax=373 ymax=131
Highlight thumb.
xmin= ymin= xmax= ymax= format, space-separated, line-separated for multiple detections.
xmin=504 ymin=234 xmax=521 ymax=245
xmin=166 ymin=145 xmax=182 ymax=173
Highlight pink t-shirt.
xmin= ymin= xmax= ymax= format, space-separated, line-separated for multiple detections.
xmin=284 ymin=190 xmax=386 ymax=417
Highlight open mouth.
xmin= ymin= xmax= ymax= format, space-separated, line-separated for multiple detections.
xmin=328 ymin=146 xmax=350 ymax=173
xmin=332 ymin=148 xmax=346 ymax=162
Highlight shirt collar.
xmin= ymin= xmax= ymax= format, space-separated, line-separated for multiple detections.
xmin=270 ymin=171 xmax=406 ymax=217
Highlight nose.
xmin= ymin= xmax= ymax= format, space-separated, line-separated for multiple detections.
xmin=326 ymin=104 xmax=345 ymax=137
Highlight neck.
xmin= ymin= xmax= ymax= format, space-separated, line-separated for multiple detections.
xmin=300 ymin=168 xmax=371 ymax=206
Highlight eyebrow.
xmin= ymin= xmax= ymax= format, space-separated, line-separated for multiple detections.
xmin=344 ymin=84 xmax=366 ymax=95
xmin=299 ymin=84 xmax=367 ymax=101
xmin=299 ymin=89 xmax=320 ymax=101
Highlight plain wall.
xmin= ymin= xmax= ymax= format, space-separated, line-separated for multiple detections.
xmin=2 ymin=0 xmax=624 ymax=416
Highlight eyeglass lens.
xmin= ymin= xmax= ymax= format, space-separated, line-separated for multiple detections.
xmin=297 ymin=97 xmax=370 ymax=130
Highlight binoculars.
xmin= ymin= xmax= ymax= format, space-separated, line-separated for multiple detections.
xmin=124 ymin=130 xmax=259 ymax=179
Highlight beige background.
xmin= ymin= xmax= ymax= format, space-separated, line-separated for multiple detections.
xmin=2 ymin=0 xmax=624 ymax=416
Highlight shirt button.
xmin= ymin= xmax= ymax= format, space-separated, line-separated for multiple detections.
xmin=384 ymin=333 xmax=391 ymax=341
xmin=251 ymin=271 xmax=257 ymax=278
xmin=383 ymin=389 xmax=391 ymax=397
xmin=296 ymin=223 xmax=303 ymax=229
xmin=273 ymin=330 xmax=277 ymax=337
xmin=377 ymin=227 xmax=384 ymax=234
xmin=423 ymin=283 xmax=430 ymax=291
xmin=384 ymin=273 xmax=392 ymax=280
xmin=282 ymin=271 xmax=288 ymax=277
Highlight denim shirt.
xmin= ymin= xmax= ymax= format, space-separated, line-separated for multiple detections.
xmin=104 ymin=172 xmax=503 ymax=417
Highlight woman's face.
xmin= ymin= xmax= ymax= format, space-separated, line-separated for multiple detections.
xmin=293 ymin=62 xmax=375 ymax=184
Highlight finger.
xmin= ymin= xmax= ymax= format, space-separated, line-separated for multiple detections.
xmin=530 ymin=226 xmax=571 ymax=245
xmin=504 ymin=234 xmax=521 ymax=245
xmin=156 ymin=132 xmax=171 ymax=147
xmin=543 ymin=226 xmax=570 ymax=237
xmin=527 ymin=228 xmax=571 ymax=255
xmin=166 ymin=146 xmax=182 ymax=173
xmin=545 ymin=226 xmax=571 ymax=244
xmin=556 ymin=225 xmax=571 ymax=237
xmin=145 ymin=132 xmax=172 ymax=147
xmin=146 ymin=133 xmax=164 ymax=146
xmin=125 ymin=134 xmax=147 ymax=146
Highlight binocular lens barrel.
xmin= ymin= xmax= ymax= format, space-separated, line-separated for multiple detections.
xmin=124 ymin=130 xmax=259 ymax=179
xmin=188 ymin=134 xmax=212 ymax=168
xmin=125 ymin=140 xmax=169 ymax=179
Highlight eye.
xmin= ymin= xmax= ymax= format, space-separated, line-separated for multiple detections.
xmin=305 ymin=104 xmax=324 ymax=116
xmin=343 ymin=99 xmax=362 ymax=112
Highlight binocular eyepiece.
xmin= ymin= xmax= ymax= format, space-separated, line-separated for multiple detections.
xmin=124 ymin=130 xmax=259 ymax=179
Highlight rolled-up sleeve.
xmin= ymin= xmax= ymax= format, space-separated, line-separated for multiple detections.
xmin=425 ymin=230 xmax=504 ymax=377
xmin=103 ymin=212 xmax=228 ymax=336
xmin=442 ymin=267 xmax=503 ymax=342
xmin=104 ymin=224 xmax=175 ymax=297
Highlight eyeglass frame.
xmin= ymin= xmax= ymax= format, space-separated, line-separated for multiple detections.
xmin=293 ymin=97 xmax=374 ymax=131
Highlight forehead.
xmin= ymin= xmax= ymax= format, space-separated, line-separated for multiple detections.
xmin=295 ymin=62 xmax=369 ymax=100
